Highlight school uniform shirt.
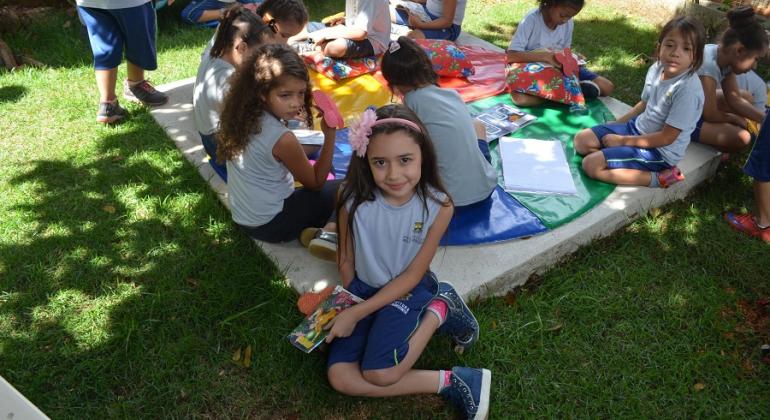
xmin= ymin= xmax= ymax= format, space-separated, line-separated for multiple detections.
xmin=507 ymin=7 xmax=572 ymax=52
xmin=350 ymin=188 xmax=447 ymax=288
xmin=635 ymin=62 xmax=704 ymax=166
xmin=346 ymin=0 xmax=391 ymax=54
xmin=76 ymin=0 xmax=149 ymax=8
xmin=404 ymin=85 xmax=497 ymax=206
xmin=697 ymin=44 xmax=732 ymax=84
xmin=193 ymin=56 xmax=234 ymax=136
xmin=425 ymin=0 xmax=467 ymax=26
xmin=736 ymin=70 xmax=768 ymax=111
xmin=227 ymin=113 xmax=294 ymax=227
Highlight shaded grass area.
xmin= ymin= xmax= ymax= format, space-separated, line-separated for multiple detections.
xmin=1 ymin=0 xmax=769 ymax=417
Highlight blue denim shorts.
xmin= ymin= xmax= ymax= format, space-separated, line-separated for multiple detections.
xmin=591 ymin=119 xmax=671 ymax=171
xmin=394 ymin=7 xmax=461 ymax=41
xmin=77 ymin=2 xmax=157 ymax=70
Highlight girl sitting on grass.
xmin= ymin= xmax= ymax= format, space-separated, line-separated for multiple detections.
xmin=325 ymin=104 xmax=490 ymax=419
xmin=573 ymin=16 xmax=705 ymax=188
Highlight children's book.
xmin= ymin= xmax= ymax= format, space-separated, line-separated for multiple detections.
xmin=498 ymin=137 xmax=577 ymax=195
xmin=390 ymin=0 xmax=432 ymax=23
xmin=473 ymin=103 xmax=537 ymax=141
xmin=288 ymin=285 xmax=363 ymax=353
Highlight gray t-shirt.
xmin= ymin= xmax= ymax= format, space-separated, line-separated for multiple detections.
xmin=76 ymin=0 xmax=148 ymax=8
xmin=635 ymin=62 xmax=704 ymax=165
xmin=350 ymin=188 xmax=446 ymax=288
xmin=697 ymin=44 xmax=732 ymax=84
xmin=507 ymin=8 xmax=572 ymax=52
xmin=404 ymin=85 xmax=497 ymax=206
xmin=425 ymin=0 xmax=467 ymax=26
xmin=227 ymin=113 xmax=294 ymax=227
xmin=346 ymin=0 xmax=391 ymax=55
xmin=193 ymin=56 xmax=234 ymax=135
xmin=736 ymin=70 xmax=767 ymax=111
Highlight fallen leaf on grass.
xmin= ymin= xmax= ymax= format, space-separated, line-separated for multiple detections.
xmin=103 ymin=205 xmax=116 ymax=214
xmin=546 ymin=322 xmax=563 ymax=332
xmin=232 ymin=345 xmax=252 ymax=368
xmin=243 ymin=345 xmax=252 ymax=368
xmin=649 ymin=207 xmax=661 ymax=218
xmin=693 ymin=383 xmax=706 ymax=391
xmin=490 ymin=320 xmax=497 ymax=330
xmin=185 ymin=277 xmax=199 ymax=288
xmin=504 ymin=290 xmax=517 ymax=306
xmin=232 ymin=347 xmax=241 ymax=362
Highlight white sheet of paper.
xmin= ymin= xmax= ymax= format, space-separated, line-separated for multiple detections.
xmin=499 ymin=137 xmax=577 ymax=195
xmin=293 ymin=129 xmax=324 ymax=146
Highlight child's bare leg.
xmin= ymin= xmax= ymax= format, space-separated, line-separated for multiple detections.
xmin=95 ymin=68 xmax=118 ymax=102
xmin=697 ymin=121 xmax=752 ymax=152
xmin=322 ymin=39 xmax=349 ymax=58
xmin=593 ymin=76 xmax=614 ymax=97
xmin=755 ymin=181 xmax=770 ymax=226
xmin=573 ymin=128 xmax=602 ymax=155
xmin=582 ymin=152 xmax=652 ymax=186
xmin=511 ymin=92 xmax=545 ymax=107
xmin=327 ymin=314 xmax=441 ymax=396
xmin=126 ymin=61 xmax=145 ymax=83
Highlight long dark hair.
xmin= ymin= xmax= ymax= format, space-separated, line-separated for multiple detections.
xmin=256 ymin=0 xmax=309 ymax=26
xmin=657 ymin=16 xmax=705 ymax=75
xmin=336 ymin=105 xmax=451 ymax=250
xmin=217 ymin=44 xmax=312 ymax=163
xmin=381 ymin=36 xmax=437 ymax=91
xmin=210 ymin=4 xmax=274 ymax=59
xmin=722 ymin=6 xmax=769 ymax=54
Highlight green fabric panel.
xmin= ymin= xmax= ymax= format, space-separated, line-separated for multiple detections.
xmin=468 ymin=94 xmax=616 ymax=229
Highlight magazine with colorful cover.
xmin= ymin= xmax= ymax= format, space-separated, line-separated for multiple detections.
xmin=288 ymin=285 xmax=363 ymax=353
xmin=474 ymin=103 xmax=537 ymax=141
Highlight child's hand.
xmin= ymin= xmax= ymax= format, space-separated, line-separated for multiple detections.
xmin=324 ymin=309 xmax=359 ymax=343
xmin=546 ymin=52 xmax=562 ymax=69
xmin=602 ymin=134 xmax=624 ymax=147
xmin=407 ymin=13 xmax=425 ymax=28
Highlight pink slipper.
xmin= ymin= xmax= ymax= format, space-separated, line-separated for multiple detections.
xmin=312 ymin=90 xmax=344 ymax=129
xmin=657 ymin=166 xmax=684 ymax=188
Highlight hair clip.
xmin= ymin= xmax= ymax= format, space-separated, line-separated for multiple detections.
xmin=349 ymin=108 xmax=378 ymax=157
xmin=388 ymin=40 xmax=401 ymax=54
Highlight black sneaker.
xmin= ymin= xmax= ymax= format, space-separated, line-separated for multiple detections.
xmin=579 ymin=80 xmax=601 ymax=99
xmin=124 ymin=79 xmax=168 ymax=106
xmin=96 ymin=100 xmax=127 ymax=124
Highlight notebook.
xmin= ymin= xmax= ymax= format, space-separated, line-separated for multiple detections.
xmin=498 ymin=137 xmax=577 ymax=195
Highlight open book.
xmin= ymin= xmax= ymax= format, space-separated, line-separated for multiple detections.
xmin=292 ymin=129 xmax=324 ymax=146
xmin=288 ymin=286 xmax=363 ymax=353
xmin=390 ymin=0 xmax=432 ymax=23
xmin=498 ymin=137 xmax=577 ymax=195
xmin=474 ymin=103 xmax=537 ymax=141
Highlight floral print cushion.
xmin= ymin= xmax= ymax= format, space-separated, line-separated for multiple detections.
xmin=505 ymin=62 xmax=586 ymax=112
xmin=301 ymin=51 xmax=379 ymax=81
xmin=414 ymin=39 xmax=475 ymax=79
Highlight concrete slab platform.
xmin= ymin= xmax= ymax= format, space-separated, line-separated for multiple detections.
xmin=150 ymin=43 xmax=720 ymax=299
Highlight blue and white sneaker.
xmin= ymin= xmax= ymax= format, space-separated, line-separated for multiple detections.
xmin=440 ymin=366 xmax=492 ymax=420
xmin=435 ymin=282 xmax=480 ymax=354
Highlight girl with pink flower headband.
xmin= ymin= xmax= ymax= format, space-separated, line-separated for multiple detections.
xmin=325 ymin=104 xmax=492 ymax=419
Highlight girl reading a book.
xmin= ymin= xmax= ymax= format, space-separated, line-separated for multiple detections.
xmin=217 ymin=44 xmax=339 ymax=243
xmin=324 ymin=104 xmax=491 ymax=419
xmin=381 ymin=37 xmax=497 ymax=207
xmin=506 ymin=0 xmax=614 ymax=105
xmin=573 ymin=16 xmax=705 ymax=188
xmin=389 ymin=0 xmax=467 ymax=41
xmin=193 ymin=4 xmax=278 ymax=180
xmin=691 ymin=6 xmax=769 ymax=153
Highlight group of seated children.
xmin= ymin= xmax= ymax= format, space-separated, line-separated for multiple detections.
xmin=189 ymin=2 xmax=769 ymax=416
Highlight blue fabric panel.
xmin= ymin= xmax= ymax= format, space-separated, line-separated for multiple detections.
xmin=443 ymin=186 xmax=548 ymax=245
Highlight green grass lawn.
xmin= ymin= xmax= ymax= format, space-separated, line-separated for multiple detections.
xmin=1 ymin=0 xmax=768 ymax=417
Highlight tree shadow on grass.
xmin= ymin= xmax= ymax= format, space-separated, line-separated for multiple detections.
xmin=0 ymin=85 xmax=27 ymax=104
xmin=0 ymin=109 xmax=324 ymax=417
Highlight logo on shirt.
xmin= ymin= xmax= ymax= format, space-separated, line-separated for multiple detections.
xmin=413 ymin=221 xmax=424 ymax=233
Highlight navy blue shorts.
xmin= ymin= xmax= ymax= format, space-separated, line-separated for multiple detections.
xmin=327 ymin=272 xmax=439 ymax=371
xmin=307 ymin=24 xmax=375 ymax=58
xmin=591 ymin=119 xmax=671 ymax=171
xmin=744 ymin=110 xmax=770 ymax=182
xmin=394 ymin=7 xmax=461 ymax=41
xmin=578 ymin=66 xmax=599 ymax=81
xmin=77 ymin=2 xmax=158 ymax=70
xmin=690 ymin=115 xmax=704 ymax=143
xmin=477 ymin=139 xmax=491 ymax=163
